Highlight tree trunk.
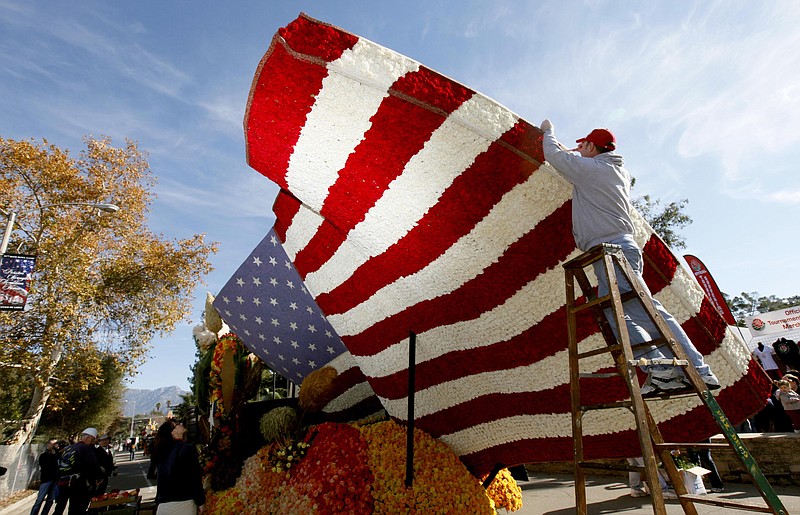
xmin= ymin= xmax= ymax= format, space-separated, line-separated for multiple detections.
xmin=5 ymin=379 xmax=52 ymax=444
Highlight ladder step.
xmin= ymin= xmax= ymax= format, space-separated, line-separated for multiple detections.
xmin=576 ymin=339 xmax=672 ymax=360
xmin=569 ymin=290 xmax=641 ymax=314
xmin=627 ymin=358 xmax=690 ymax=368
xmin=579 ymin=372 xmax=620 ymax=379
xmin=581 ymin=400 xmax=632 ymax=411
xmin=679 ymin=493 xmax=774 ymax=513
xmin=576 ymin=461 xmax=640 ymax=473
xmin=654 ymin=442 xmax=731 ymax=450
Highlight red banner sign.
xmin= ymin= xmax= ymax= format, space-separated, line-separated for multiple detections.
xmin=684 ymin=254 xmax=736 ymax=326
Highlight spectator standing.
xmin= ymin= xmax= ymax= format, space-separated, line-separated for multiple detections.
xmin=775 ymin=376 xmax=800 ymax=430
xmin=753 ymin=342 xmax=782 ymax=381
xmin=627 ymin=457 xmax=677 ymax=499
xmin=151 ymin=419 xmax=205 ymax=514
xmin=687 ymin=439 xmax=724 ymax=493
xmin=93 ymin=434 xmax=115 ymax=495
xmin=52 ymin=428 xmax=103 ymax=515
xmin=30 ymin=439 xmax=60 ymax=515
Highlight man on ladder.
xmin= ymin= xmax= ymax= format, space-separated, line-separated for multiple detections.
xmin=539 ymin=119 xmax=719 ymax=396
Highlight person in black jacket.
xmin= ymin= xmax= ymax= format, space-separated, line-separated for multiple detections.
xmin=53 ymin=428 xmax=103 ymax=515
xmin=151 ymin=419 xmax=205 ymax=514
xmin=93 ymin=434 xmax=116 ymax=495
xmin=30 ymin=439 xmax=60 ymax=515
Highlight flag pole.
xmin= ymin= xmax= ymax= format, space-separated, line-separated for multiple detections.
xmin=405 ymin=330 xmax=416 ymax=487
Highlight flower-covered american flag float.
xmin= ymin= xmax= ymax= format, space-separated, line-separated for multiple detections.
xmin=210 ymin=12 xmax=770 ymax=504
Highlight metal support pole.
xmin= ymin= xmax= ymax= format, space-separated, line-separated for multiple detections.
xmin=405 ymin=331 xmax=416 ymax=488
xmin=1 ymin=211 xmax=17 ymax=254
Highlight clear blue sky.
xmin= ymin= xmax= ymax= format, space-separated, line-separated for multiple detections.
xmin=3 ymin=1 xmax=799 ymax=390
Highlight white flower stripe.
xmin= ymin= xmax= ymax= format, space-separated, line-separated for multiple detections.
xmin=326 ymin=169 xmax=571 ymax=337
xmin=352 ymin=247 xmax=581 ymax=379
xmin=285 ymin=39 xmax=420 ymax=214
xmin=304 ymin=94 xmax=520 ymax=296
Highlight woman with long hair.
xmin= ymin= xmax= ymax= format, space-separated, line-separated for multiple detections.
xmin=151 ymin=419 xmax=205 ymax=514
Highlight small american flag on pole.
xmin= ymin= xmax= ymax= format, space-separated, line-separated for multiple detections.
xmin=227 ymin=13 xmax=771 ymax=476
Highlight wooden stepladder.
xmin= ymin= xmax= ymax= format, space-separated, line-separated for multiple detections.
xmin=564 ymin=243 xmax=788 ymax=515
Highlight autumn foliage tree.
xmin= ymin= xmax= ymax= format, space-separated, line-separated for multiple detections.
xmin=0 ymin=136 xmax=217 ymax=443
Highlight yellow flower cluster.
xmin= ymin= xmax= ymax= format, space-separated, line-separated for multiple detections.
xmin=482 ymin=468 xmax=523 ymax=512
xmin=204 ymin=486 xmax=244 ymax=513
xmin=358 ymin=420 xmax=494 ymax=514
xmin=271 ymin=441 xmax=309 ymax=474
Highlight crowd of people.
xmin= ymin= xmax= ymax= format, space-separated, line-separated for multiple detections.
xmin=30 ymin=418 xmax=204 ymax=515
xmin=748 ymin=340 xmax=800 ymax=433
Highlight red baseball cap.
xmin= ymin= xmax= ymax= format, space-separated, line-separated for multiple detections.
xmin=576 ymin=128 xmax=616 ymax=151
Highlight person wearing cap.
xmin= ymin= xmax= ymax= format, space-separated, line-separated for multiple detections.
xmin=93 ymin=434 xmax=115 ymax=496
xmin=540 ymin=119 xmax=719 ymax=396
xmin=53 ymin=428 xmax=103 ymax=515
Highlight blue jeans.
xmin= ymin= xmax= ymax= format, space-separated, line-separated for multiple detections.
xmin=30 ymin=480 xmax=57 ymax=515
xmin=592 ymin=236 xmax=711 ymax=377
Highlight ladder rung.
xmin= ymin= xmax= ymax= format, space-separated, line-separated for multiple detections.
xmin=578 ymin=372 xmax=620 ymax=379
xmin=581 ymin=400 xmax=632 ymax=411
xmin=577 ymin=344 xmax=623 ymax=359
xmin=655 ymin=442 xmax=731 ymax=450
xmin=569 ymin=290 xmax=641 ymax=314
xmin=576 ymin=461 xmax=640 ymax=473
xmin=575 ymin=340 xmax=673 ymax=360
xmin=679 ymin=493 xmax=774 ymax=513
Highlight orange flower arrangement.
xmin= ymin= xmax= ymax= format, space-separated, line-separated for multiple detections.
xmin=482 ymin=467 xmax=523 ymax=512
xmin=205 ymin=419 xmax=521 ymax=514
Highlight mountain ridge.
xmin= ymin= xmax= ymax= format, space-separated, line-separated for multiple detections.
xmin=123 ymin=386 xmax=188 ymax=417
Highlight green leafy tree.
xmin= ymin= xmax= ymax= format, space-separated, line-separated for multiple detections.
xmin=0 ymin=136 xmax=217 ymax=443
xmin=38 ymin=353 xmax=126 ymax=439
xmin=725 ymin=292 xmax=800 ymax=326
xmin=632 ymin=194 xmax=692 ymax=250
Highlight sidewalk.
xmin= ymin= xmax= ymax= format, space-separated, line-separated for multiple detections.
xmin=3 ymin=473 xmax=797 ymax=514
xmin=508 ymin=474 xmax=800 ymax=514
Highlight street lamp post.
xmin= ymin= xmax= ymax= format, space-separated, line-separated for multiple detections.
xmin=0 ymin=202 xmax=120 ymax=255
xmin=129 ymin=400 xmax=136 ymax=439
